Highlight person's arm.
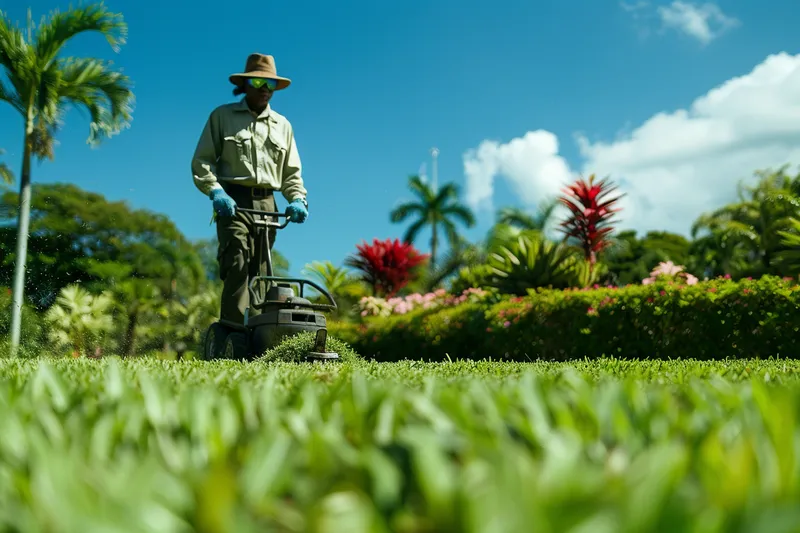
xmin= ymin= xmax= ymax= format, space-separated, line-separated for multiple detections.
xmin=191 ymin=109 xmax=224 ymax=196
xmin=280 ymin=125 xmax=308 ymax=205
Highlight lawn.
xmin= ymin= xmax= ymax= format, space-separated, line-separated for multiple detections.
xmin=0 ymin=355 xmax=799 ymax=532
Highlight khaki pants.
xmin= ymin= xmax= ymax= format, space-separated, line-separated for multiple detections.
xmin=215 ymin=185 xmax=278 ymax=324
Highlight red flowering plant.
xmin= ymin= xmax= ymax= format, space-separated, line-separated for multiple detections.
xmin=558 ymin=173 xmax=624 ymax=279
xmin=344 ymin=238 xmax=429 ymax=298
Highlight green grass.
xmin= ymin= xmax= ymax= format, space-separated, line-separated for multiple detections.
xmin=1 ymin=354 xmax=800 ymax=532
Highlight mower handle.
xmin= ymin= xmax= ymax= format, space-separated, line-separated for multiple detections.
xmin=236 ymin=208 xmax=291 ymax=229
xmin=249 ymin=276 xmax=338 ymax=312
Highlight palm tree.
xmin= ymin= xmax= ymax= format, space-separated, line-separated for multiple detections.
xmin=0 ymin=4 xmax=134 ymax=354
xmin=495 ymin=197 xmax=559 ymax=233
xmin=690 ymin=167 xmax=800 ymax=278
xmin=301 ymin=260 xmax=366 ymax=319
xmin=0 ymin=148 xmax=13 ymax=186
xmin=389 ymin=175 xmax=476 ymax=271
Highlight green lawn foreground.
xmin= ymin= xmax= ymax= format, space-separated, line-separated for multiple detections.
xmin=1 ymin=356 xmax=800 ymax=532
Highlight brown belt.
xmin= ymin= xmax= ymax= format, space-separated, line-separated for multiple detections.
xmin=222 ymin=182 xmax=274 ymax=198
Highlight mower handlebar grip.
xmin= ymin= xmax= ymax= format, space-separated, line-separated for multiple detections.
xmin=235 ymin=208 xmax=290 ymax=228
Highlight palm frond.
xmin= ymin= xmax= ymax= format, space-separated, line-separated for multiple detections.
xmin=497 ymin=206 xmax=537 ymax=229
xmin=402 ymin=218 xmax=426 ymax=244
xmin=440 ymin=203 xmax=476 ymax=228
xmin=33 ymin=3 xmax=127 ymax=65
xmin=57 ymin=56 xmax=134 ymax=144
xmin=407 ymin=174 xmax=436 ymax=203
xmin=0 ymin=148 xmax=13 ymax=185
xmin=0 ymin=11 xmax=31 ymax=76
xmin=0 ymin=78 xmax=23 ymax=113
xmin=389 ymin=201 xmax=423 ymax=223
xmin=0 ymin=163 xmax=12 ymax=185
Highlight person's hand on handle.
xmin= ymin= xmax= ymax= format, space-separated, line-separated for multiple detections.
xmin=209 ymin=189 xmax=237 ymax=217
xmin=286 ymin=198 xmax=308 ymax=223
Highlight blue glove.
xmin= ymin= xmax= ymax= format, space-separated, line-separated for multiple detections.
xmin=286 ymin=198 xmax=308 ymax=223
xmin=209 ymin=188 xmax=236 ymax=217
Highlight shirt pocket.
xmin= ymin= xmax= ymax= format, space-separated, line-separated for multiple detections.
xmin=222 ymin=130 xmax=253 ymax=168
xmin=265 ymin=127 xmax=287 ymax=170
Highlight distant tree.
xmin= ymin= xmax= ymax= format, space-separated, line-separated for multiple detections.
xmin=0 ymin=3 xmax=134 ymax=354
xmin=601 ymin=230 xmax=694 ymax=286
xmin=390 ymin=175 xmax=475 ymax=271
xmin=691 ymin=167 xmax=800 ymax=278
xmin=496 ymin=197 xmax=559 ymax=233
xmin=0 ymin=183 xmax=204 ymax=356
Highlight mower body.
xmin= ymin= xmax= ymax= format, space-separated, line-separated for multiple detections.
xmin=246 ymin=284 xmax=334 ymax=358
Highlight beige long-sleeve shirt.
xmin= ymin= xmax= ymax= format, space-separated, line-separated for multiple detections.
xmin=191 ymin=98 xmax=307 ymax=203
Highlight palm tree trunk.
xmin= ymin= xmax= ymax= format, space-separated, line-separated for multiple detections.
xmin=9 ymin=112 xmax=34 ymax=356
xmin=430 ymin=222 xmax=438 ymax=272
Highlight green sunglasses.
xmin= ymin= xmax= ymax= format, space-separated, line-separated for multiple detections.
xmin=247 ymin=78 xmax=278 ymax=91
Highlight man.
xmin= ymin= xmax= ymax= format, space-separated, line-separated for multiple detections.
xmin=191 ymin=53 xmax=309 ymax=325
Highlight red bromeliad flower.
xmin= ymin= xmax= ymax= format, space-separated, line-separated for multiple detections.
xmin=558 ymin=173 xmax=624 ymax=265
xmin=345 ymin=238 xmax=428 ymax=297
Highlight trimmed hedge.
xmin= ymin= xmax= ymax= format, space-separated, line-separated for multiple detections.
xmin=328 ymin=276 xmax=800 ymax=361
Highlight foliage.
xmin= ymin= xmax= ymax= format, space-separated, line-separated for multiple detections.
xmin=43 ymin=284 xmax=115 ymax=357
xmin=496 ymin=197 xmax=559 ymax=233
xmin=558 ymin=173 xmax=624 ymax=265
xmin=601 ymin=230 xmax=696 ymax=286
xmin=389 ymin=175 xmax=475 ymax=271
xmin=301 ymin=260 xmax=367 ymax=319
xmin=690 ymin=166 xmax=800 ymax=278
xmin=344 ymin=238 xmax=429 ymax=297
xmin=0 ymin=148 xmax=12 ymax=186
xmin=486 ymin=230 xmax=587 ymax=294
xmin=641 ymin=260 xmax=699 ymax=285
xmin=449 ymin=263 xmax=496 ymax=295
xmin=0 ymin=357 xmax=798 ymax=530
xmin=0 ymin=184 xmax=203 ymax=288
xmin=0 ymin=2 xmax=135 ymax=353
xmin=358 ymin=287 xmax=496 ymax=317
xmin=0 ymin=3 xmax=134 ymax=147
xmin=774 ymin=217 xmax=800 ymax=276
xmin=329 ymin=275 xmax=800 ymax=362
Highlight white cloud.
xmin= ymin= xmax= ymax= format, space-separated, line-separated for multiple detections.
xmin=463 ymin=130 xmax=572 ymax=213
xmin=657 ymin=1 xmax=740 ymax=44
xmin=620 ymin=1 xmax=739 ymax=44
xmin=462 ymin=52 xmax=800 ymax=237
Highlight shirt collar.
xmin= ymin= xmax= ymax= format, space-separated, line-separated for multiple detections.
xmin=235 ymin=97 xmax=273 ymax=120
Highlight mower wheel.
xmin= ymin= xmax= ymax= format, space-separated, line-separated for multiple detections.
xmin=223 ymin=332 xmax=249 ymax=360
xmin=202 ymin=322 xmax=228 ymax=360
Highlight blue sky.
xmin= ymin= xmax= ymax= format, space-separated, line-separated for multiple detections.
xmin=2 ymin=0 xmax=800 ymax=279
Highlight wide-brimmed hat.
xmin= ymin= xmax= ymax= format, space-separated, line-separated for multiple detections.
xmin=229 ymin=53 xmax=291 ymax=90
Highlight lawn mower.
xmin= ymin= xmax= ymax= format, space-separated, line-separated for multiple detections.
xmin=201 ymin=207 xmax=339 ymax=362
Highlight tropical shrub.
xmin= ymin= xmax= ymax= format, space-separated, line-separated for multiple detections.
xmin=449 ymin=264 xmax=495 ymax=295
xmin=558 ymin=173 xmax=624 ymax=277
xmin=358 ymin=287 xmax=496 ymax=317
xmin=329 ymin=275 xmax=800 ymax=362
xmin=486 ymin=230 xmax=586 ymax=294
xmin=344 ymin=238 xmax=428 ymax=297
xmin=641 ymin=260 xmax=699 ymax=285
